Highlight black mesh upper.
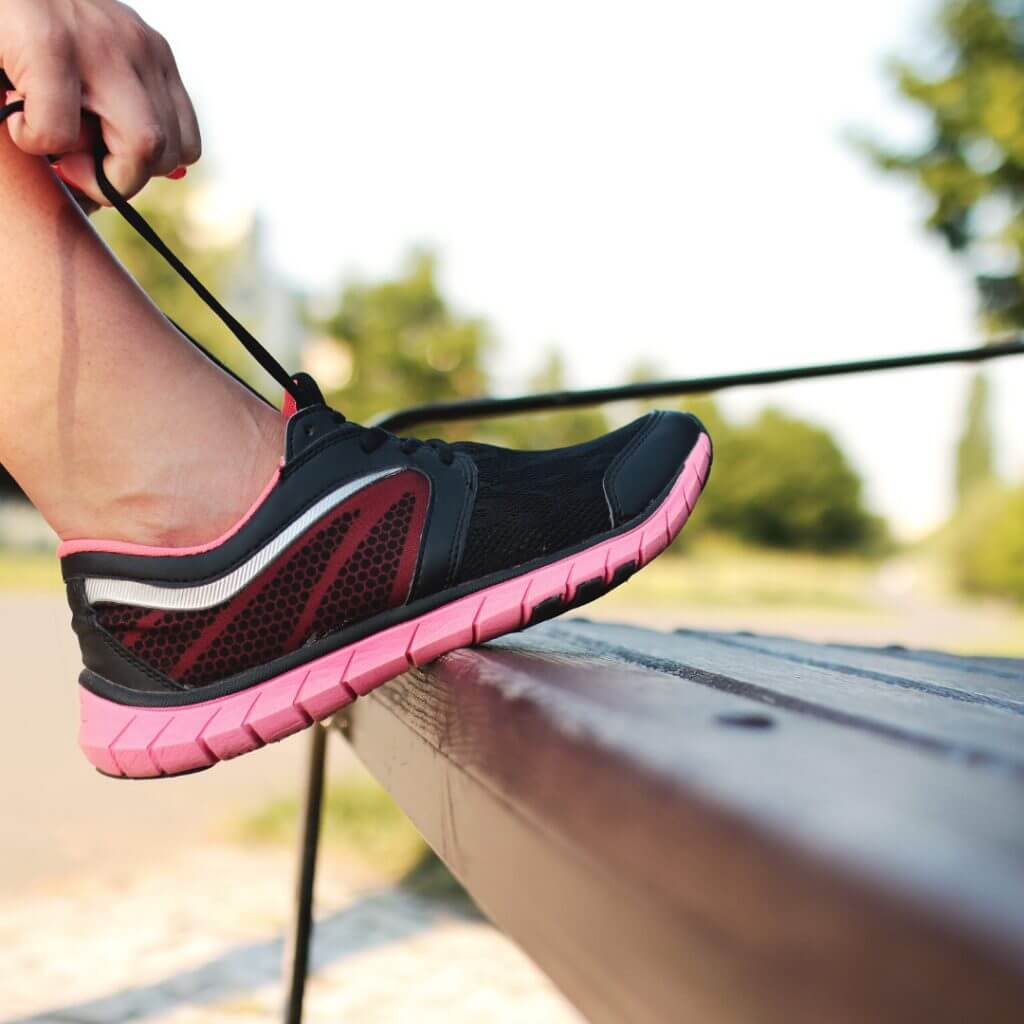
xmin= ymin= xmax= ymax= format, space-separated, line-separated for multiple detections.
xmin=453 ymin=418 xmax=647 ymax=583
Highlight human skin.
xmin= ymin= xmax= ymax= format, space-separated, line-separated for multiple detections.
xmin=1 ymin=0 xmax=200 ymax=203
xmin=0 ymin=0 xmax=284 ymax=546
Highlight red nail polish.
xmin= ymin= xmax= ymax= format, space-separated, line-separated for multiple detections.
xmin=52 ymin=163 xmax=81 ymax=190
xmin=166 ymin=166 xmax=187 ymax=180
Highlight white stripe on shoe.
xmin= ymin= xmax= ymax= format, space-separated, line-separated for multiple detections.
xmin=83 ymin=469 xmax=402 ymax=611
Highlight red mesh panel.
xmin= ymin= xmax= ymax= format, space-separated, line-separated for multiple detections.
xmin=309 ymin=490 xmax=419 ymax=637
xmin=95 ymin=471 xmax=429 ymax=687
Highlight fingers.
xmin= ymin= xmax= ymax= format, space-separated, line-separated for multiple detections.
xmin=67 ymin=50 xmax=198 ymax=204
xmin=6 ymin=47 xmax=82 ymax=156
xmin=138 ymin=66 xmax=182 ymax=179
xmin=167 ymin=72 xmax=201 ymax=168
xmin=155 ymin=29 xmax=201 ymax=169
xmin=59 ymin=58 xmax=186 ymax=205
xmin=1 ymin=3 xmax=200 ymax=205
xmin=52 ymin=75 xmax=194 ymax=207
xmin=98 ymin=63 xmax=172 ymax=198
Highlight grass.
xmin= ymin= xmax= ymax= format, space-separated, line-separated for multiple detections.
xmin=602 ymin=534 xmax=879 ymax=612
xmin=235 ymin=771 xmax=427 ymax=877
xmin=234 ymin=771 xmax=473 ymax=905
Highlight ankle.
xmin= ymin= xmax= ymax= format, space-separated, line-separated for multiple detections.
xmin=58 ymin=395 xmax=285 ymax=550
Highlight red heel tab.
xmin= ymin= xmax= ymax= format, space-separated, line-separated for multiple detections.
xmin=281 ymin=390 xmax=298 ymax=420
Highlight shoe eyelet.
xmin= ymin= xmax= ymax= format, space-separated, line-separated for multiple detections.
xmin=305 ymin=425 xmax=316 ymax=438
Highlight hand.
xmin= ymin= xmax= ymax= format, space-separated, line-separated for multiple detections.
xmin=0 ymin=0 xmax=200 ymax=206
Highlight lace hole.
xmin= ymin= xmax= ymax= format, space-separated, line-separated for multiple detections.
xmin=305 ymin=425 xmax=315 ymax=438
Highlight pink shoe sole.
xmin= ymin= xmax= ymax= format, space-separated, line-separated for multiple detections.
xmin=79 ymin=434 xmax=711 ymax=778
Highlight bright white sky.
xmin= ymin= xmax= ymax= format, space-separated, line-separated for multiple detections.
xmin=133 ymin=0 xmax=1024 ymax=538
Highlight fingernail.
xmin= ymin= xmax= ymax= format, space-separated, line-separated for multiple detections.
xmin=166 ymin=166 xmax=187 ymax=180
xmin=52 ymin=163 xmax=81 ymax=190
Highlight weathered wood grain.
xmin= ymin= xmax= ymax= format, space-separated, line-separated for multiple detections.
xmin=692 ymin=628 xmax=1024 ymax=707
xmin=337 ymin=621 xmax=1024 ymax=1024
xmin=561 ymin=621 xmax=1024 ymax=773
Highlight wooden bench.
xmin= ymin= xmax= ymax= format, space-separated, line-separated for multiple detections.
xmin=279 ymin=346 xmax=1024 ymax=1022
xmin=288 ymin=618 xmax=1024 ymax=1023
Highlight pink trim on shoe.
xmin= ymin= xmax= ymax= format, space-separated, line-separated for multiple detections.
xmin=78 ymin=434 xmax=711 ymax=778
xmin=57 ymin=465 xmax=283 ymax=559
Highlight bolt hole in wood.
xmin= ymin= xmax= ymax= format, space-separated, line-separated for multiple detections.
xmin=716 ymin=711 xmax=776 ymax=730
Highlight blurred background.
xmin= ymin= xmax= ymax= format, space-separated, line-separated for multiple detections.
xmin=2 ymin=0 xmax=1023 ymax=1020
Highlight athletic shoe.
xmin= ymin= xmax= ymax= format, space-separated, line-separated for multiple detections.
xmin=0 ymin=105 xmax=716 ymax=776
xmin=62 ymin=386 xmax=710 ymax=777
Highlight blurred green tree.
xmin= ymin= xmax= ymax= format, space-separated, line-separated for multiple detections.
xmin=955 ymin=370 xmax=997 ymax=503
xmin=312 ymin=250 xmax=489 ymax=427
xmin=861 ymin=0 xmax=1024 ymax=591
xmin=703 ymin=408 xmax=884 ymax=552
xmin=864 ymin=0 xmax=1024 ymax=329
xmin=953 ymin=483 xmax=1024 ymax=600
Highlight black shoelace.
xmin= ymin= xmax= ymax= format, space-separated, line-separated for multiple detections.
xmin=0 ymin=96 xmax=454 ymax=465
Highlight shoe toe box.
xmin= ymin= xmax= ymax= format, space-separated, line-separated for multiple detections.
xmin=603 ymin=411 xmax=707 ymax=526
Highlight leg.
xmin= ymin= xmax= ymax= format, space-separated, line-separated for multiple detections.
xmin=0 ymin=132 xmax=283 ymax=547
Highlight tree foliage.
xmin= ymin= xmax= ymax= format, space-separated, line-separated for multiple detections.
xmin=312 ymin=251 xmax=489 ymax=427
xmin=697 ymin=405 xmax=884 ymax=553
xmin=312 ymin=253 xmax=612 ymax=448
xmin=862 ymin=1 xmax=1024 ymax=597
xmin=621 ymin=364 xmax=882 ymax=553
xmin=866 ymin=0 xmax=1024 ymax=329
xmin=955 ymin=370 xmax=996 ymax=503
xmin=953 ymin=483 xmax=1024 ymax=600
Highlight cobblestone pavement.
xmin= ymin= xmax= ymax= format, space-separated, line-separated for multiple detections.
xmin=0 ymin=844 xmax=581 ymax=1023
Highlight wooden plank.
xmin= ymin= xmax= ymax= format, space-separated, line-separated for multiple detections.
xmin=337 ymin=622 xmax=1024 ymax=1024
xmin=558 ymin=620 xmax=1024 ymax=773
xmin=692 ymin=628 xmax=1024 ymax=706
xmin=833 ymin=641 xmax=1024 ymax=680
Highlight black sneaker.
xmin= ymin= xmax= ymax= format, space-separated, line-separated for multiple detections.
xmin=63 ymin=390 xmax=710 ymax=777
xmin=47 ymin=114 xmax=713 ymax=777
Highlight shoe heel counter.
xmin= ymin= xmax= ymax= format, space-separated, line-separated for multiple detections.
xmin=64 ymin=577 xmax=179 ymax=694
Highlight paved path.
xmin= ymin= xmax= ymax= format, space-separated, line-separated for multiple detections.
xmin=0 ymin=595 xmax=358 ymax=893
xmin=1 ymin=844 xmax=579 ymax=1023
